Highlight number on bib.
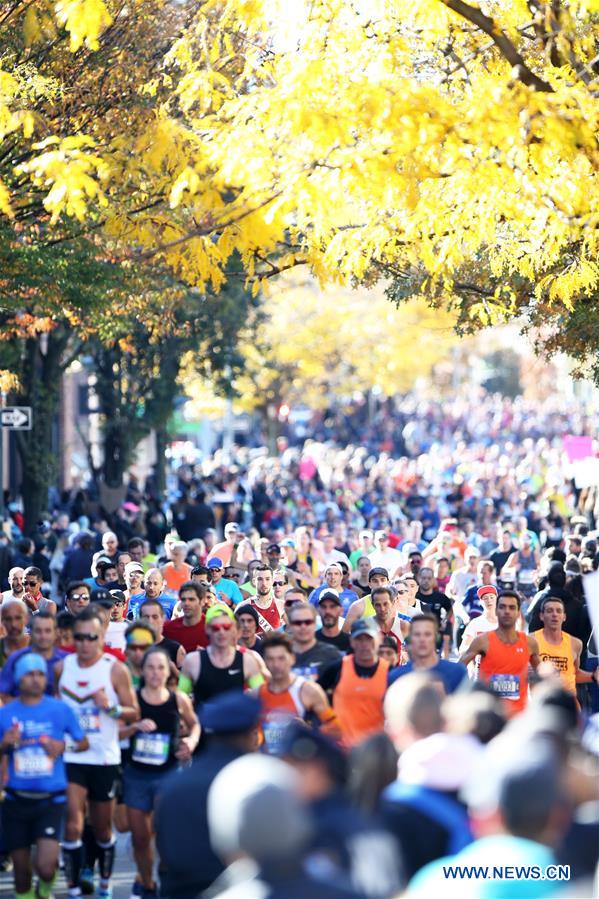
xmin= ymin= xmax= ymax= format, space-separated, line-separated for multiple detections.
xmin=79 ymin=707 xmax=101 ymax=734
xmin=489 ymin=674 xmax=520 ymax=700
xmin=14 ymin=746 xmax=54 ymax=778
xmin=132 ymin=733 xmax=170 ymax=766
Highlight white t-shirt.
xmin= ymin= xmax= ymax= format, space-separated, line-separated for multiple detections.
xmin=1 ymin=590 xmax=22 ymax=603
xmin=461 ymin=616 xmax=497 ymax=677
xmin=369 ymin=547 xmax=404 ymax=574
xmin=323 ymin=549 xmax=351 ymax=569
xmin=447 ymin=568 xmax=478 ymax=601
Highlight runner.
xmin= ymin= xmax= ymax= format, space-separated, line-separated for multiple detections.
xmin=64 ymin=582 xmax=92 ymax=618
xmin=234 ymin=604 xmax=263 ymax=654
xmin=123 ymin=562 xmax=144 ymax=609
xmin=459 ymin=590 xmax=540 ymax=715
xmin=318 ymin=619 xmax=392 ymax=747
xmin=56 ymin=606 xmax=139 ymax=899
xmin=0 ymin=611 xmax=65 ymax=701
xmin=105 ymin=589 xmax=128 ymax=653
xmin=390 ymin=614 xmax=467 ymax=694
xmin=161 ymin=541 xmax=192 ymax=594
xmin=206 ymin=558 xmax=243 ymax=606
xmin=237 ymin=564 xmax=281 ymax=633
xmin=309 ymin=563 xmax=357 ymax=614
xmin=140 ymin=599 xmax=186 ymax=666
xmin=178 ymin=604 xmax=265 ymax=710
xmin=371 ymin=586 xmax=403 ymax=655
xmin=121 ymin=646 xmax=200 ymax=898
xmin=415 ymin=567 xmax=453 ymax=659
xmin=342 ymin=567 xmax=391 ymax=633
xmin=23 ymin=566 xmax=57 ymax=615
xmin=459 ymin=584 xmax=499 ymax=656
xmin=533 ymin=596 xmax=599 ymax=699
xmin=127 ymin=569 xmax=176 ymax=621
xmin=288 ymin=602 xmax=342 ymax=680
xmin=258 ymin=632 xmax=340 ymax=753
xmin=0 ymin=600 xmax=30 ymax=667
xmin=0 ymin=653 xmax=88 ymax=899
xmin=316 ymin=590 xmax=351 ymax=654
xmin=162 ymin=582 xmax=208 ymax=653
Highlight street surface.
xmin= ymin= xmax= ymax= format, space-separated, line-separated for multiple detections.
xmin=0 ymin=832 xmax=135 ymax=897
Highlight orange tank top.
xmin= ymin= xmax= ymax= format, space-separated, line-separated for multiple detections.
xmin=259 ymin=677 xmax=306 ymax=754
xmin=479 ymin=630 xmax=530 ymax=715
xmin=333 ymin=655 xmax=389 ymax=747
xmin=535 ymin=630 xmax=577 ymax=696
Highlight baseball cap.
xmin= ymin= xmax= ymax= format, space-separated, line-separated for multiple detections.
xmin=280 ymin=538 xmax=296 ymax=548
xmin=351 ymin=618 xmax=379 ymax=638
xmin=207 ymin=557 xmax=224 ymax=570
xmin=368 ymin=566 xmax=389 ymax=579
xmin=124 ymin=561 xmax=144 ymax=577
xmin=324 ymin=562 xmax=343 ymax=574
xmin=318 ymin=589 xmax=342 ymax=606
xmin=224 ymin=523 xmax=240 ymax=534
xmin=91 ymin=587 xmax=113 ymax=606
xmin=205 ymin=604 xmax=235 ymax=625
xmin=375 ymin=530 xmax=389 ymax=540
xmin=109 ymin=589 xmax=127 ymax=604
xmin=267 ymin=544 xmax=281 ymax=554
xmin=477 ymin=584 xmax=498 ymax=601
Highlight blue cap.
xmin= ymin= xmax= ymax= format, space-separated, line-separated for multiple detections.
xmin=201 ymin=691 xmax=261 ymax=734
xmin=14 ymin=653 xmax=47 ymax=683
xmin=207 ymin=558 xmax=224 ymax=570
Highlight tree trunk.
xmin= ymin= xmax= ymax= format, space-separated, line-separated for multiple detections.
xmin=154 ymin=426 xmax=167 ymax=500
xmin=13 ymin=331 xmax=69 ymax=534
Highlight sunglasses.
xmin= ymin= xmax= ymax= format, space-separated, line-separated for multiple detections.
xmin=113 ymin=599 xmax=126 ymax=606
xmin=25 ymin=580 xmax=39 ymax=587
xmin=284 ymin=600 xmax=302 ymax=608
xmin=209 ymin=621 xmax=233 ymax=632
xmin=74 ymin=633 xmax=99 ymax=642
xmin=69 ymin=594 xmax=89 ymax=602
xmin=128 ymin=644 xmax=150 ymax=651
xmin=291 ymin=619 xmax=314 ymax=627
xmin=274 ymin=581 xmax=287 ymax=587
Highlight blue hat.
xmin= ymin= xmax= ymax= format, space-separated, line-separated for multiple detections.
xmin=207 ymin=557 xmax=224 ymax=570
xmin=14 ymin=653 xmax=47 ymax=683
xmin=201 ymin=691 xmax=261 ymax=734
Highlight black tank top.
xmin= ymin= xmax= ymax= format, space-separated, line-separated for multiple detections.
xmin=129 ymin=689 xmax=179 ymax=772
xmin=193 ymin=649 xmax=244 ymax=708
xmin=159 ymin=637 xmax=181 ymax=663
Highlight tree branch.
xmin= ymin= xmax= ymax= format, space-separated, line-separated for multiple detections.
xmin=440 ymin=0 xmax=553 ymax=92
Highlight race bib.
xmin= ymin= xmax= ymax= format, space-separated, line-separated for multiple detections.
xmin=261 ymin=713 xmax=295 ymax=755
xmin=132 ymin=732 xmax=170 ymax=766
xmin=14 ymin=746 xmax=54 ymax=779
xmin=490 ymin=674 xmax=520 ymax=700
xmin=292 ymin=664 xmax=319 ymax=681
xmin=79 ymin=707 xmax=101 ymax=734
xmin=518 ymin=570 xmax=535 ymax=584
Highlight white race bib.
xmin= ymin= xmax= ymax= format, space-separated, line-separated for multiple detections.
xmin=132 ymin=732 xmax=171 ymax=766
xmin=14 ymin=746 xmax=54 ymax=779
xmin=490 ymin=674 xmax=520 ymax=700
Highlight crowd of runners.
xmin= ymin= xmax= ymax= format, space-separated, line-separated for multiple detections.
xmin=0 ymin=391 xmax=597 ymax=898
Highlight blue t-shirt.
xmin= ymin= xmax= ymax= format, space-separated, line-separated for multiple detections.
xmin=128 ymin=592 xmax=177 ymax=620
xmin=0 ymin=697 xmax=84 ymax=798
xmin=309 ymin=584 xmax=358 ymax=615
xmin=0 ymin=648 xmax=67 ymax=698
xmin=212 ymin=578 xmax=243 ymax=606
xmin=389 ymin=659 xmax=467 ymax=694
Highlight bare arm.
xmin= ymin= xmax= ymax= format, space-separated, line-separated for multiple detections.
xmin=109 ymin=662 xmax=140 ymax=723
xmin=301 ymin=680 xmax=341 ymax=740
xmin=175 ymin=644 xmax=186 ymax=669
xmin=527 ymin=634 xmax=541 ymax=669
xmin=458 ymin=633 xmax=488 ymax=668
xmin=175 ymin=690 xmax=201 ymax=760
xmin=342 ymin=597 xmax=365 ymax=634
xmin=243 ymin=650 xmax=265 ymax=688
